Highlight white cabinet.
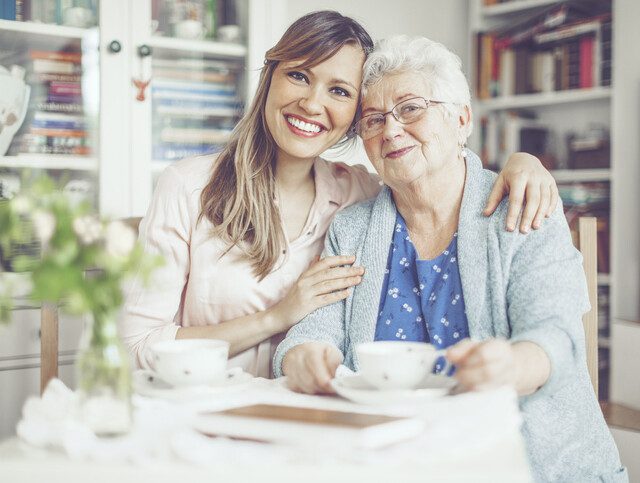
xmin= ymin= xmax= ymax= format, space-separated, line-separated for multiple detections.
xmin=0 ymin=0 xmax=282 ymax=440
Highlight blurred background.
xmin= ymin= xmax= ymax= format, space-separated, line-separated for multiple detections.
xmin=0 ymin=0 xmax=638 ymax=474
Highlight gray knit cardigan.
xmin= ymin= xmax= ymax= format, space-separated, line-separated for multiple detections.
xmin=274 ymin=152 xmax=626 ymax=482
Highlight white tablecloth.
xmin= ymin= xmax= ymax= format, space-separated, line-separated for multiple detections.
xmin=0 ymin=377 xmax=533 ymax=482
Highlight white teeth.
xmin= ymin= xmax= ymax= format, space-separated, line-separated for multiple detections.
xmin=286 ymin=116 xmax=322 ymax=133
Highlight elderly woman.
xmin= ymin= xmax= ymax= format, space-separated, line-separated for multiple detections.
xmin=273 ymin=36 xmax=626 ymax=482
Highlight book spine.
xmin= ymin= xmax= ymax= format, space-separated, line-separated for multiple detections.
xmin=49 ymin=82 xmax=82 ymax=95
xmin=32 ymin=59 xmax=81 ymax=74
xmin=36 ymin=101 xmax=83 ymax=113
xmin=567 ymin=39 xmax=581 ymax=89
xmin=579 ymin=36 xmax=594 ymax=88
xmin=534 ymin=17 xmax=605 ymax=45
xmin=30 ymin=50 xmax=82 ymax=62
xmin=31 ymin=120 xmax=86 ymax=130
xmin=29 ymin=127 xmax=87 ymax=137
xmin=4 ymin=0 xmax=16 ymax=20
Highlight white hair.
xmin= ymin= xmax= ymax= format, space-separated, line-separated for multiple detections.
xmin=361 ymin=35 xmax=473 ymax=140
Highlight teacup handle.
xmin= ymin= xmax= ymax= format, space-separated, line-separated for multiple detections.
xmin=226 ymin=366 xmax=244 ymax=379
xmin=433 ymin=349 xmax=452 ymax=376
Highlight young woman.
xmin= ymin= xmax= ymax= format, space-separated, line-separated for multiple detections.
xmin=119 ymin=11 xmax=560 ymax=378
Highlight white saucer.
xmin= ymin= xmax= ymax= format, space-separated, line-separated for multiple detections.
xmin=331 ymin=373 xmax=455 ymax=406
xmin=133 ymin=368 xmax=253 ymax=400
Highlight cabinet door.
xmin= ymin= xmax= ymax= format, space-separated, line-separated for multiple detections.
xmin=128 ymin=0 xmax=250 ymax=216
xmin=0 ymin=2 xmax=105 ymax=213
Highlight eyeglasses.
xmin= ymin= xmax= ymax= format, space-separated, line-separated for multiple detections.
xmin=354 ymin=97 xmax=447 ymax=140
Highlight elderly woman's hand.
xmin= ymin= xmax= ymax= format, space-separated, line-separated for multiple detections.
xmin=282 ymin=342 xmax=343 ymax=394
xmin=483 ymin=152 xmax=559 ymax=234
xmin=446 ymin=338 xmax=551 ymax=396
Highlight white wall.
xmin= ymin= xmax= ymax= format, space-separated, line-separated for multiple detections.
xmin=279 ymin=0 xmax=470 ymax=169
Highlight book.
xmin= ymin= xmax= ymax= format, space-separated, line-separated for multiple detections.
xmin=194 ymin=404 xmax=425 ymax=449
xmin=32 ymin=59 xmax=82 ymax=74
xmin=579 ymin=36 xmax=594 ymax=88
xmin=496 ymin=1 xmax=609 ymax=49
xmin=29 ymin=50 xmax=82 ymax=63
xmin=533 ymin=16 xmax=609 ymax=45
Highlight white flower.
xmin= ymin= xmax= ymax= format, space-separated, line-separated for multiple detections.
xmin=73 ymin=215 xmax=102 ymax=245
xmin=11 ymin=195 xmax=31 ymax=214
xmin=32 ymin=210 xmax=56 ymax=245
xmin=105 ymin=221 xmax=136 ymax=258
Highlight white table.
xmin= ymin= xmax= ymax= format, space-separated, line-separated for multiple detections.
xmin=0 ymin=377 xmax=533 ymax=483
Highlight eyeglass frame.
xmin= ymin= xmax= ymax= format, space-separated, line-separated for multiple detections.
xmin=353 ymin=96 xmax=451 ymax=140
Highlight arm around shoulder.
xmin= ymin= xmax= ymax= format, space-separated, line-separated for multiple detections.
xmin=503 ymin=202 xmax=590 ymax=399
xmin=272 ymin=221 xmax=349 ymax=377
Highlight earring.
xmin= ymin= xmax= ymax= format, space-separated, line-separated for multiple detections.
xmin=458 ymin=140 xmax=468 ymax=158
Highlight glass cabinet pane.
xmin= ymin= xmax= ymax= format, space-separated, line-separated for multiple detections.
xmin=0 ymin=1 xmax=101 ymax=211
xmin=145 ymin=0 xmax=248 ymax=188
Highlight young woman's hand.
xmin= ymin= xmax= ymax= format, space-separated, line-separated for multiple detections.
xmin=484 ymin=152 xmax=559 ymax=233
xmin=269 ymin=255 xmax=364 ymax=332
xmin=282 ymin=342 xmax=343 ymax=394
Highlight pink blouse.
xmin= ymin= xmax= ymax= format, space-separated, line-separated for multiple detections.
xmin=119 ymin=155 xmax=381 ymax=378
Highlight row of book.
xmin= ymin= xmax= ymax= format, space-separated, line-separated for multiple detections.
xmin=0 ymin=0 xmax=98 ymax=25
xmin=479 ymin=111 xmax=553 ymax=170
xmin=479 ymin=110 xmax=610 ymax=170
xmin=151 ymin=57 xmax=241 ymax=161
xmin=476 ymin=1 xmax=612 ymax=98
xmin=9 ymin=49 xmax=91 ymax=156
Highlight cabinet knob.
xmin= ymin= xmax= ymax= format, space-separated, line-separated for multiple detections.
xmin=137 ymin=44 xmax=152 ymax=58
xmin=108 ymin=40 xmax=122 ymax=53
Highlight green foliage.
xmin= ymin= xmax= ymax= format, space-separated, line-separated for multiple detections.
xmin=0 ymin=177 xmax=163 ymax=324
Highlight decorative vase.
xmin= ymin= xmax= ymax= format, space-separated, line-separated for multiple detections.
xmin=0 ymin=64 xmax=31 ymax=156
xmin=76 ymin=309 xmax=132 ymax=437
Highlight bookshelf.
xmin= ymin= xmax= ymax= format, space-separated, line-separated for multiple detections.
xmin=468 ymin=0 xmax=614 ymax=399
xmin=477 ymin=85 xmax=611 ymax=109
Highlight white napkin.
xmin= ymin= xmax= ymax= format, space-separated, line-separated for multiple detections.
xmin=16 ymin=378 xmax=197 ymax=463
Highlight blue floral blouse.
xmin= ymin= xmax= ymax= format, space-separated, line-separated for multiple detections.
xmin=374 ymin=212 xmax=470 ymax=372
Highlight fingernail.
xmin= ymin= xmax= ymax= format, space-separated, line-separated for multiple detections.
xmin=521 ymin=227 xmax=529 ymax=234
xmin=507 ymin=224 xmax=515 ymax=231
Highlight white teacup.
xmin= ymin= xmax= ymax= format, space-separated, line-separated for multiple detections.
xmin=63 ymin=7 xmax=95 ymax=28
xmin=174 ymin=19 xmax=205 ymax=40
xmin=150 ymin=339 xmax=229 ymax=387
xmin=356 ymin=341 xmax=450 ymax=390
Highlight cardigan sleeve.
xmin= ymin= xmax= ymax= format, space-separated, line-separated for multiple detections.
xmin=118 ymin=164 xmax=193 ymax=369
xmin=504 ymin=203 xmax=591 ymax=401
xmin=272 ymin=221 xmax=348 ymax=378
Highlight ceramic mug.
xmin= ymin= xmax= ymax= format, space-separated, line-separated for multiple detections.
xmin=0 ymin=65 xmax=30 ymax=156
xmin=63 ymin=7 xmax=95 ymax=28
xmin=355 ymin=341 xmax=450 ymax=390
xmin=174 ymin=19 xmax=206 ymax=40
xmin=150 ymin=339 xmax=229 ymax=387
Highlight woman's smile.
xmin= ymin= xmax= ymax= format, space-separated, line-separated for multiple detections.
xmin=384 ymin=145 xmax=415 ymax=159
xmin=284 ymin=114 xmax=327 ymax=138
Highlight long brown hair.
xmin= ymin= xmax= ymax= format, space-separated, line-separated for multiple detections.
xmin=199 ymin=11 xmax=373 ymax=279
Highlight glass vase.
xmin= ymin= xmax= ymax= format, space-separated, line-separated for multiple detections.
xmin=76 ymin=309 xmax=132 ymax=437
